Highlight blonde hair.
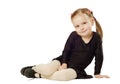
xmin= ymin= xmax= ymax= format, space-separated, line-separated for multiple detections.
xmin=71 ymin=8 xmax=103 ymax=39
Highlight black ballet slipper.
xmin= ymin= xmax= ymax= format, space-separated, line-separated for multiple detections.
xmin=21 ymin=66 xmax=37 ymax=78
xmin=21 ymin=66 xmax=33 ymax=76
xmin=24 ymin=68 xmax=36 ymax=78
xmin=21 ymin=66 xmax=41 ymax=78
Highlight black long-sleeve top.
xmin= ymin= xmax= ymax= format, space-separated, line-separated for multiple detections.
xmin=62 ymin=31 xmax=103 ymax=75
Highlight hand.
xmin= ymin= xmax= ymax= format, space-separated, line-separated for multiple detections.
xmin=94 ymin=74 xmax=110 ymax=78
xmin=58 ymin=63 xmax=67 ymax=70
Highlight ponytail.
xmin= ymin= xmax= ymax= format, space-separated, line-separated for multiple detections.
xmin=94 ymin=17 xmax=103 ymax=39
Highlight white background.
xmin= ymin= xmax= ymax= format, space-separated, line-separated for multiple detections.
xmin=0 ymin=0 xmax=120 ymax=84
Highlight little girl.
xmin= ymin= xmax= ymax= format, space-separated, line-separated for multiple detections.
xmin=21 ymin=8 xmax=109 ymax=81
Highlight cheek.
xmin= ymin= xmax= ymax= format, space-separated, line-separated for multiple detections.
xmin=75 ymin=28 xmax=80 ymax=32
xmin=86 ymin=23 xmax=92 ymax=29
xmin=83 ymin=25 xmax=90 ymax=29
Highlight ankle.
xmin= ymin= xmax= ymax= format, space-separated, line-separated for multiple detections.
xmin=34 ymin=73 xmax=41 ymax=78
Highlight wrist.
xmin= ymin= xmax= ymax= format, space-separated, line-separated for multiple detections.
xmin=62 ymin=63 xmax=67 ymax=68
xmin=62 ymin=63 xmax=67 ymax=65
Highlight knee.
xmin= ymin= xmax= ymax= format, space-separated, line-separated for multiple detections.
xmin=62 ymin=69 xmax=77 ymax=80
xmin=49 ymin=69 xmax=77 ymax=81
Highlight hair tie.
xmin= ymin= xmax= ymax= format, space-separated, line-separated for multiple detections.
xmin=88 ymin=10 xmax=93 ymax=15
xmin=90 ymin=11 xmax=93 ymax=15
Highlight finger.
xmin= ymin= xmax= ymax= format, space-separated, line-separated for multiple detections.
xmin=99 ymin=76 xmax=103 ymax=78
xmin=95 ymin=76 xmax=102 ymax=78
xmin=103 ymin=75 xmax=110 ymax=78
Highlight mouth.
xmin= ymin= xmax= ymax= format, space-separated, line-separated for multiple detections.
xmin=79 ymin=30 xmax=87 ymax=33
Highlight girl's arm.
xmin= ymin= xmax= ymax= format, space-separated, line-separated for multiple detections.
xmin=94 ymin=43 xmax=110 ymax=78
xmin=62 ymin=31 xmax=77 ymax=63
xmin=59 ymin=31 xmax=77 ymax=70
xmin=94 ymin=37 xmax=103 ymax=75
xmin=94 ymin=34 xmax=110 ymax=78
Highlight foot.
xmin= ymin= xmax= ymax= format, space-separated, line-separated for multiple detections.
xmin=21 ymin=66 xmax=33 ymax=76
xmin=21 ymin=66 xmax=41 ymax=78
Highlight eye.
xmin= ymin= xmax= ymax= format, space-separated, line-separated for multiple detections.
xmin=75 ymin=25 xmax=79 ymax=28
xmin=82 ymin=22 xmax=87 ymax=25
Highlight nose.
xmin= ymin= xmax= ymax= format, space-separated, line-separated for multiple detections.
xmin=80 ymin=27 xmax=84 ymax=30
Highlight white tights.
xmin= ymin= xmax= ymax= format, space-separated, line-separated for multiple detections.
xmin=32 ymin=60 xmax=77 ymax=81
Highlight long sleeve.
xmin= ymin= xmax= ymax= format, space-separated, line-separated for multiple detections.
xmin=62 ymin=31 xmax=77 ymax=63
xmin=94 ymin=37 xmax=103 ymax=75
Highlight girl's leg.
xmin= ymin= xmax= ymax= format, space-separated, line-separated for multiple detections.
xmin=32 ymin=60 xmax=61 ymax=76
xmin=43 ymin=68 xmax=77 ymax=81
xmin=21 ymin=56 xmax=62 ymax=78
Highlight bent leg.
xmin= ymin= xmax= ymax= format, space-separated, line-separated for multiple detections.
xmin=21 ymin=56 xmax=62 ymax=78
xmin=32 ymin=60 xmax=61 ymax=76
xmin=45 ymin=68 xmax=77 ymax=81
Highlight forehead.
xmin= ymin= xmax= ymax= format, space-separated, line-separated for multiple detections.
xmin=72 ymin=14 xmax=90 ymax=24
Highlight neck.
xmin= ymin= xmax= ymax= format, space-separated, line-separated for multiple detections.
xmin=81 ymin=32 xmax=93 ymax=44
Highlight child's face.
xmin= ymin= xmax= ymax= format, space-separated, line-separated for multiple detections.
xmin=72 ymin=14 xmax=94 ymax=37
